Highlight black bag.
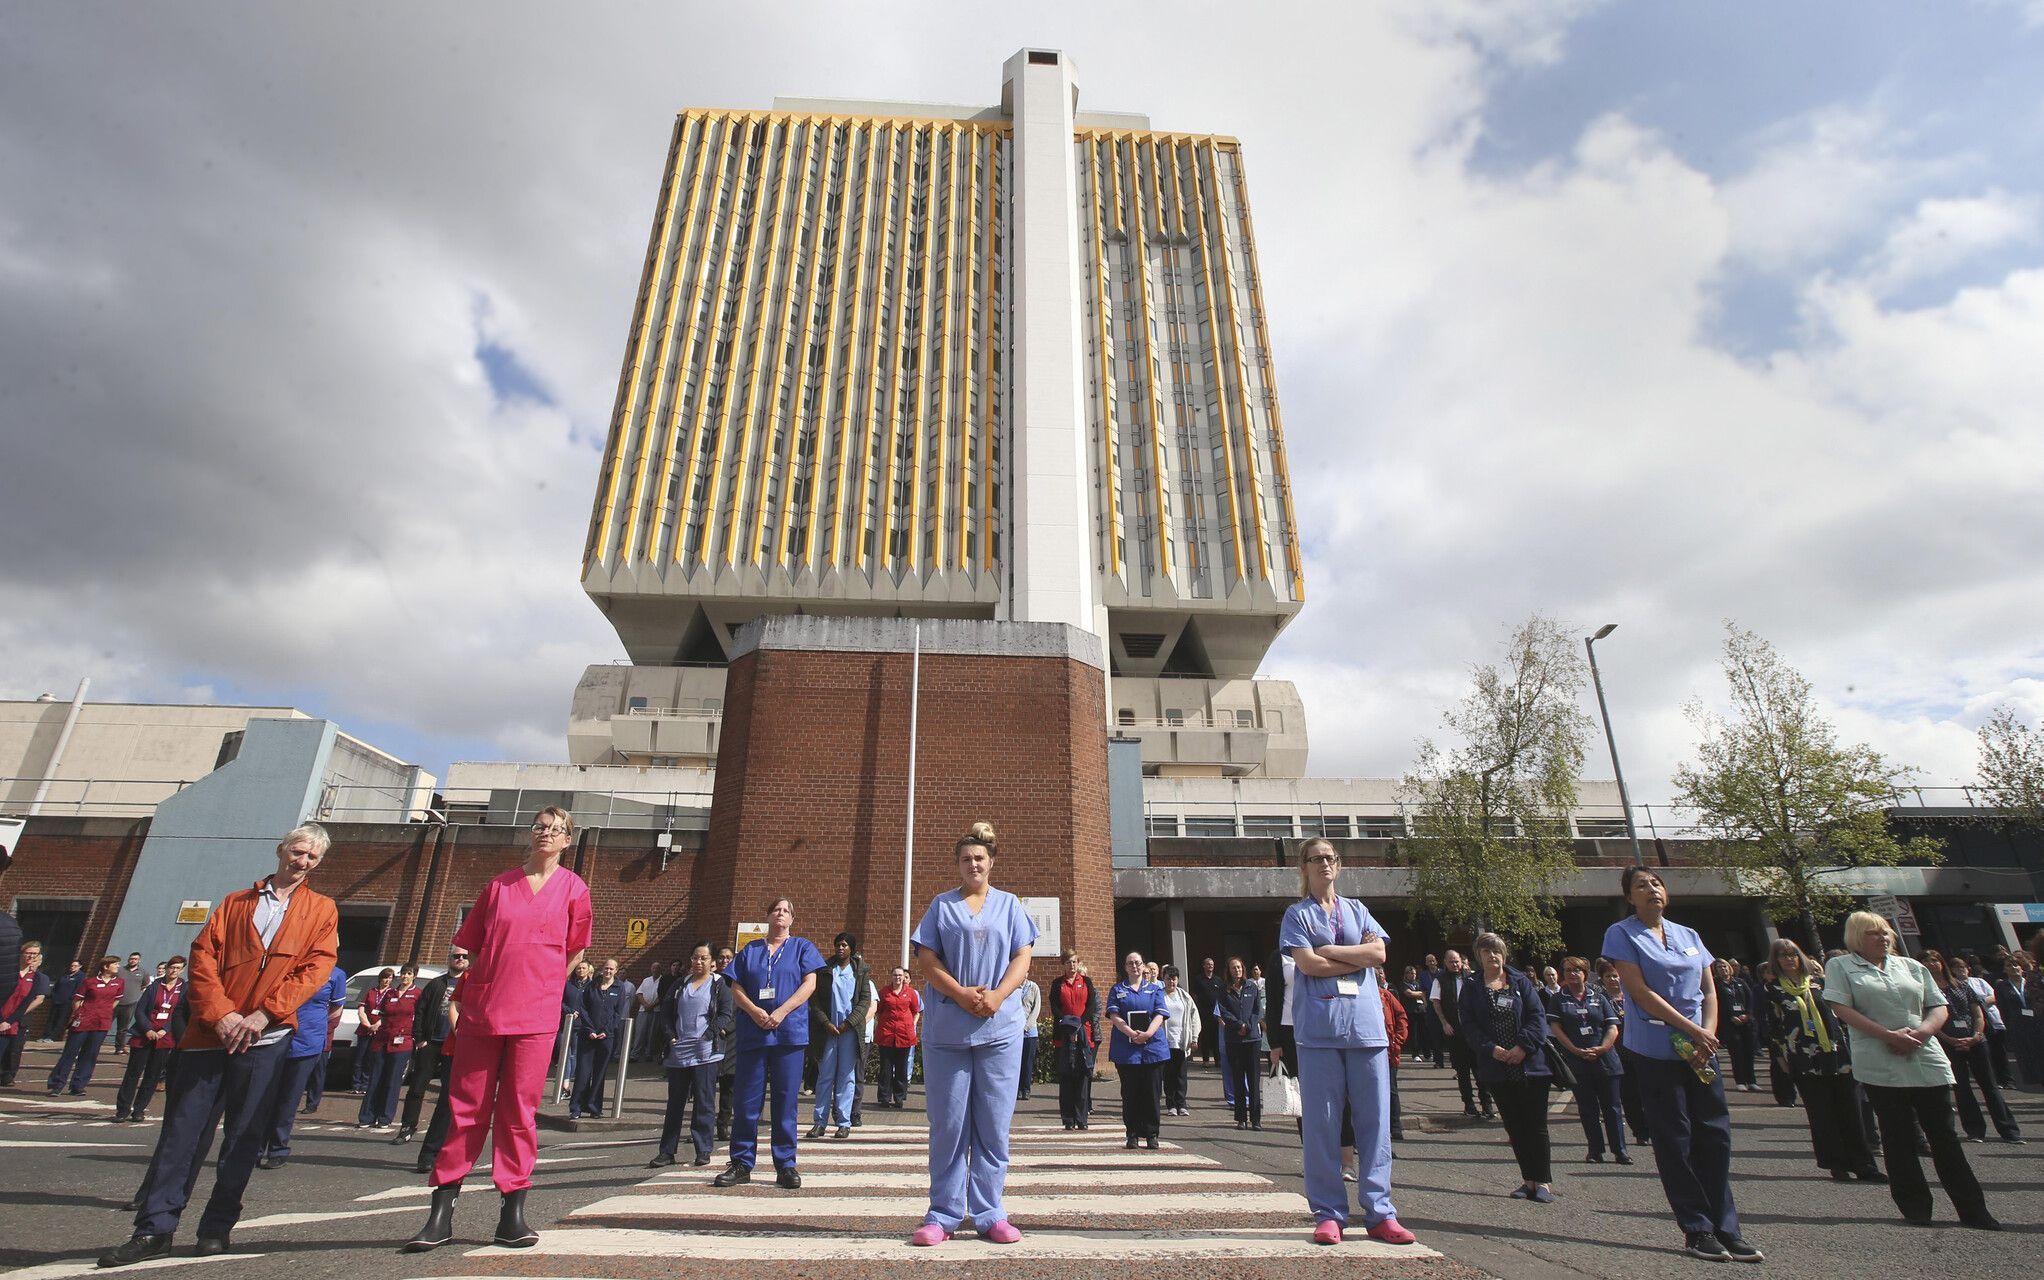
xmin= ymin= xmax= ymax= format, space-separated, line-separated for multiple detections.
xmin=1542 ymin=1039 xmax=1578 ymax=1092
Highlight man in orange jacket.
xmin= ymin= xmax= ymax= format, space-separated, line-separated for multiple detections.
xmin=99 ymin=823 xmax=340 ymax=1268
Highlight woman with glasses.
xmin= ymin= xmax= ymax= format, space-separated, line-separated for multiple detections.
xmin=1106 ymin=951 xmax=1171 ymax=1150
xmin=1760 ymin=938 xmax=1880 ymax=1182
xmin=1602 ymin=866 xmax=1761 ymax=1263
xmin=714 ymin=897 xmax=825 ymax=1191
xmin=1826 ymin=914 xmax=1999 ymax=1229
xmin=1049 ymin=952 xmax=1099 ymax=1130
xmin=1459 ymin=932 xmax=1554 ymax=1201
xmin=1278 ymin=838 xmax=1415 ymax=1248
xmin=1925 ymin=952 xmax=2021 ymax=1144
xmin=648 ymin=942 xmax=733 ymax=1168
xmin=405 ymin=807 xmax=591 ymax=1254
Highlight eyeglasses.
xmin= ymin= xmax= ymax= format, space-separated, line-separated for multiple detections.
xmin=531 ymin=824 xmax=569 ymax=837
xmin=1303 ymin=854 xmax=1340 ymax=866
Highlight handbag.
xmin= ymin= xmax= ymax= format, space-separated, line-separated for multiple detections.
xmin=1542 ymin=1039 xmax=1578 ymax=1092
xmin=1271 ymin=1068 xmax=1303 ymax=1118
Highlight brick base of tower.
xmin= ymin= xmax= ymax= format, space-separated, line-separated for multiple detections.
xmin=697 ymin=617 xmax=1114 ymax=988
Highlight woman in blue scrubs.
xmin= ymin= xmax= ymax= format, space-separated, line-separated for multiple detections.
xmin=1602 ymin=866 xmax=1762 ymax=1263
xmin=1277 ymin=837 xmax=1416 ymax=1248
xmin=714 ymin=898 xmax=824 ymax=1190
xmin=1547 ymin=956 xmax=1628 ymax=1165
xmin=908 ymin=822 xmax=1037 ymax=1246
xmin=1106 ymin=952 xmax=1171 ymax=1150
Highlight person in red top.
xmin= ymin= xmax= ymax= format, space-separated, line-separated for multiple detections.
xmin=353 ymin=969 xmax=395 ymax=1093
xmin=1049 ymin=953 xmax=1100 ymax=1130
xmin=874 ymin=966 xmax=923 ymax=1108
xmin=1378 ymin=966 xmax=1410 ymax=1142
xmin=47 ymin=954 xmax=124 ymax=1094
xmin=114 ymin=957 xmax=187 ymax=1121
xmin=361 ymin=965 xmax=421 ymax=1127
xmin=0 ymin=940 xmax=51 ymax=1086
xmin=405 ymin=806 xmax=591 ymax=1254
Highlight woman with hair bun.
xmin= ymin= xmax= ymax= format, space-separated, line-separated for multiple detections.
xmin=907 ymin=822 xmax=1038 ymax=1247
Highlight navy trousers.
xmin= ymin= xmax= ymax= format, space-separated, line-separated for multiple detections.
xmin=133 ymin=1041 xmax=289 ymax=1239
xmin=0 ymin=1028 xmax=26 ymax=1084
xmin=262 ymin=1053 xmax=325 ymax=1160
xmin=114 ymin=1044 xmax=176 ymax=1119
xmin=572 ymin=1035 xmax=618 ymax=1117
xmin=360 ymin=1048 xmax=411 ymax=1126
xmin=657 ymin=1061 xmax=719 ymax=1159
xmin=48 ymin=1029 xmax=108 ymax=1092
xmin=1634 ymin=1054 xmax=1740 ymax=1237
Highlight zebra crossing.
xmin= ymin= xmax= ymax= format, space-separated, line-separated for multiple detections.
xmin=414 ymin=1122 xmax=1440 ymax=1275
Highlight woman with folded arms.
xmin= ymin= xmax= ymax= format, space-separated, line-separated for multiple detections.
xmin=1824 ymin=912 xmax=1998 ymax=1230
xmin=1761 ymin=938 xmax=1880 ymax=1182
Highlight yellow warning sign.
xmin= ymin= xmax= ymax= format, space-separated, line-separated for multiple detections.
xmin=735 ymin=921 xmax=768 ymax=949
xmin=175 ymin=900 xmax=211 ymax=925
xmin=625 ymin=918 xmax=650 ymax=949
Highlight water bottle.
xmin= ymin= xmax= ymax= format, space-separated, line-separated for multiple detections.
xmin=1669 ymin=1031 xmax=1718 ymax=1084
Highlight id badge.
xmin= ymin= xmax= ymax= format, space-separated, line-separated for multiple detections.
xmin=1683 ymin=946 xmax=1699 ymax=956
xmin=2023 ymin=1008 xmax=2036 ymax=1018
xmin=1335 ymin=977 xmax=1359 ymax=997
xmin=1579 ymin=1024 xmax=1593 ymax=1038
xmin=758 ymin=986 xmax=776 ymax=1002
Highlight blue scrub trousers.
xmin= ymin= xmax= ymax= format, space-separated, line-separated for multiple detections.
xmin=1216 ymin=1023 xmax=1236 ymax=1104
xmin=134 ymin=1040 xmax=289 ymax=1239
xmin=812 ymin=1030 xmax=859 ymax=1126
xmin=730 ymin=1042 xmax=805 ymax=1170
xmin=1573 ymin=1071 xmax=1627 ymax=1158
xmin=360 ymin=1047 xmax=411 ymax=1126
xmin=48 ymin=1030 xmax=108 ymax=1093
xmin=1633 ymin=1055 xmax=1740 ymax=1237
xmin=263 ymin=1053 xmax=324 ymax=1159
xmin=1297 ymin=1044 xmax=1396 ymax=1227
xmin=923 ymin=1038 xmax=1021 ymax=1232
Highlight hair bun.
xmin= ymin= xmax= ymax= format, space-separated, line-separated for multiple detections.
xmin=968 ymin=820 xmax=996 ymax=845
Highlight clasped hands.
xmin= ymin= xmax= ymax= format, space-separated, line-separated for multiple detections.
xmin=959 ymin=986 xmax=999 ymax=1019
xmin=1490 ymin=1044 xmax=1529 ymax=1065
xmin=749 ymin=1006 xmax=786 ymax=1030
xmin=212 ymin=1009 xmax=271 ymax=1053
xmin=1882 ymin=1025 xmax=1931 ymax=1056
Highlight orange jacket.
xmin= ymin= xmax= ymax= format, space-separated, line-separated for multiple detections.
xmin=179 ymin=879 xmax=339 ymax=1051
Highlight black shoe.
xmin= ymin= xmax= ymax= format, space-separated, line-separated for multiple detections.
xmin=1463 ymin=1105 xmax=1480 ymax=1118
xmin=1959 ymin=1212 xmax=2002 ymax=1232
xmin=1715 ymin=1233 xmax=1762 ymax=1262
xmin=647 ymin=1152 xmax=676 ymax=1168
xmin=1830 ymin=1169 xmax=1853 ymax=1181
xmin=776 ymin=1166 xmax=801 ymax=1190
xmin=835 ymin=1125 xmax=850 ymax=1139
xmin=850 ymin=1115 xmax=862 ymax=1126
xmin=1901 ymin=1209 xmax=1935 ymax=1227
xmin=2001 ymin=1134 xmax=2026 ymax=1145
xmin=1251 ymin=1120 xmax=1263 ymax=1131
xmin=806 ymin=1122 xmax=826 ymax=1139
xmin=392 ymin=1125 xmax=415 ymax=1144
xmin=1481 ymin=1107 xmax=1497 ymax=1121
xmin=713 ymin=1162 xmax=751 ymax=1187
xmin=119 ymin=1198 xmax=141 ymax=1213
xmin=402 ymin=1184 xmax=459 ymax=1253
xmin=715 ymin=1125 xmax=730 ymax=1142
xmin=1684 ymin=1231 xmax=1730 ymax=1261
xmin=1235 ymin=1119 xmax=1247 ymax=1130
xmin=1615 ymin=1153 xmax=1634 ymax=1166
xmin=1125 ymin=1136 xmax=1139 ymax=1149
xmin=1856 ymin=1167 xmax=1887 ymax=1184
xmin=493 ymin=1189 xmax=537 ymax=1249
xmin=256 ymin=1155 xmax=286 ymax=1171
xmin=194 ymin=1234 xmax=231 ymax=1257
xmin=1144 ymin=1135 xmax=1159 ymax=1150
xmin=414 ymin=1151 xmax=435 ymax=1175
xmin=98 ymin=1235 xmax=173 ymax=1268
xmin=693 ymin=1150 xmax=712 ymax=1166
xmin=1587 ymin=1153 xmax=1606 ymax=1163
xmin=300 ymin=1098 xmax=317 ymax=1114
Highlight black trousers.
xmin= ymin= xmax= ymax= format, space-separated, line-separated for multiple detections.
xmin=657 ymin=1062 xmax=718 ymax=1159
xmin=1018 ymin=1037 xmax=1038 ymax=1100
xmin=1794 ymin=1070 xmax=1874 ymax=1172
xmin=1948 ymin=1040 xmax=2020 ymax=1140
xmin=400 ymin=1040 xmax=447 ymax=1131
xmin=1163 ymin=1048 xmax=1189 ymax=1110
xmin=1634 ymin=1055 xmax=1740 ymax=1238
xmin=1768 ymin=1047 xmax=1798 ymax=1105
xmin=717 ymin=1066 xmax=734 ymax=1133
xmin=1616 ymin=1045 xmax=1649 ymax=1139
xmin=133 ymin=1042 xmax=290 ymax=1240
xmin=1982 ymin=1023 xmax=2013 ymax=1088
xmin=1118 ymin=1060 xmax=1162 ymax=1139
xmin=1490 ymin=1078 xmax=1552 ymax=1183
xmin=876 ymin=1045 xmax=910 ymax=1105
xmin=1058 ymin=1062 xmax=1092 ymax=1126
xmin=1226 ymin=1042 xmax=1262 ymax=1123
xmin=115 ymin=1044 xmax=176 ymax=1119
xmin=1723 ymin=1019 xmax=1758 ymax=1087
xmin=0 ymin=1026 xmax=26 ymax=1083
xmin=1864 ymin=1082 xmax=1989 ymax=1221
xmin=1446 ymin=1034 xmax=1492 ymax=1112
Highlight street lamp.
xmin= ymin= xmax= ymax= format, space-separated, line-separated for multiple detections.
xmin=1585 ymin=623 xmax=1645 ymax=867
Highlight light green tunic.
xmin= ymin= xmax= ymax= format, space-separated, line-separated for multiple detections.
xmin=1822 ymin=953 xmax=1954 ymax=1089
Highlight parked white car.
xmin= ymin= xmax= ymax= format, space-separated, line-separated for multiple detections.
xmin=329 ymin=963 xmax=448 ymax=1054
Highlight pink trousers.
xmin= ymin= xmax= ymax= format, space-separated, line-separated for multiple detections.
xmin=429 ymin=1030 xmax=553 ymax=1192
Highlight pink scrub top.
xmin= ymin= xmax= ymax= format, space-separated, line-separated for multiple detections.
xmin=451 ymin=864 xmax=593 ymax=1037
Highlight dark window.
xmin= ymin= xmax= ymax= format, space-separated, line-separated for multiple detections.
xmin=1028 ymin=50 xmax=1059 ymax=65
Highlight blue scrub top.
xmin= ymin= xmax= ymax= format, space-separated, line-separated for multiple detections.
xmin=911 ymin=886 xmax=1038 ymax=1047
xmin=724 ymin=936 xmax=826 ymax=1051
xmin=1601 ymin=915 xmax=1712 ymax=1060
xmin=1278 ymin=897 xmax=1390 ymax=1049
xmin=1546 ymin=987 xmax=1623 ymax=1079
xmin=1105 ymin=980 xmax=1172 ymax=1065
xmin=285 ymin=966 xmax=348 ymax=1059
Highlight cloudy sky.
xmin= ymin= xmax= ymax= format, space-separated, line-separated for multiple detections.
xmin=4 ymin=2 xmax=2041 ymax=802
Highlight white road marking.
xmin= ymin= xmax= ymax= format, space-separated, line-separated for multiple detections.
xmin=748 ymin=1150 xmax=1226 ymax=1169
xmin=461 ymin=1225 xmax=1439 ymax=1261
xmin=0 ymin=1096 xmax=112 ymax=1111
xmin=572 ymin=1190 xmax=1309 ymax=1220
xmin=7 ymin=1254 xmax=268 ymax=1279
xmin=639 ymin=1168 xmax=1272 ymax=1190
xmin=0 ymin=1138 xmax=144 ymax=1148
xmin=235 ymin=1204 xmax=419 ymax=1229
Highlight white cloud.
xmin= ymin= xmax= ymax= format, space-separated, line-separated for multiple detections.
xmin=1858 ymin=189 xmax=2040 ymax=294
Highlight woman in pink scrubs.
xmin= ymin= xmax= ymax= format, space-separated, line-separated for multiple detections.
xmin=404 ymin=806 xmax=591 ymax=1253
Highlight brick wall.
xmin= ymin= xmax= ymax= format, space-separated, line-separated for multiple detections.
xmin=701 ymin=643 xmax=1115 ymax=989
xmin=3 ymin=816 xmax=152 ymax=965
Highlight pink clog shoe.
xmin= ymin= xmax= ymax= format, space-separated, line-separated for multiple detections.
xmin=983 ymin=1220 xmax=1022 ymax=1244
xmin=909 ymin=1223 xmax=952 ymax=1247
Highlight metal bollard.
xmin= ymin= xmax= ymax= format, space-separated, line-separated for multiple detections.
xmin=609 ymin=1018 xmax=633 ymax=1119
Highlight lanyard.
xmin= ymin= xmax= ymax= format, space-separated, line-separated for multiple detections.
xmin=1324 ymin=900 xmax=1346 ymax=946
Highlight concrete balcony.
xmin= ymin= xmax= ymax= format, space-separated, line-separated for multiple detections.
xmin=606 ymin=706 xmax=721 ymax=763
xmin=1118 ymin=717 xmax=1268 ymax=776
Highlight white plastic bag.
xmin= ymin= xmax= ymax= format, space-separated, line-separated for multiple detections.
xmin=1272 ymin=1068 xmax=1302 ymax=1118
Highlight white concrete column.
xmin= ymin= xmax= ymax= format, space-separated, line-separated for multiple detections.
xmin=1168 ymin=899 xmax=1188 ymax=977
xmin=1001 ymin=49 xmax=1101 ymax=636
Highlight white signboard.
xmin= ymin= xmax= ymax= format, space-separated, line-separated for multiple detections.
xmin=0 ymin=817 xmax=23 ymax=863
xmin=1021 ymin=897 xmax=1062 ymax=954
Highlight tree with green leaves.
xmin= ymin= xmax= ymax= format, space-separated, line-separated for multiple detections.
xmin=1401 ymin=614 xmax=1590 ymax=959
xmin=1674 ymin=624 xmax=1940 ymax=951
xmin=1976 ymin=706 xmax=2044 ymax=829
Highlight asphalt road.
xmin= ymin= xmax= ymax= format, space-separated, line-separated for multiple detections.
xmin=1 ymin=1039 xmax=2037 ymax=1279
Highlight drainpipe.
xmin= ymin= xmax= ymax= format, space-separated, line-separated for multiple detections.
xmin=30 ymin=677 xmax=89 ymax=815
xmin=406 ymin=821 xmax=451 ymax=969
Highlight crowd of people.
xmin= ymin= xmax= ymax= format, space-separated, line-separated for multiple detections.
xmin=2 ymin=820 xmax=2041 ymax=1266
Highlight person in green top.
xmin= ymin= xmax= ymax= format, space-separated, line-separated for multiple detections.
xmin=1822 ymin=911 xmax=1998 ymax=1231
